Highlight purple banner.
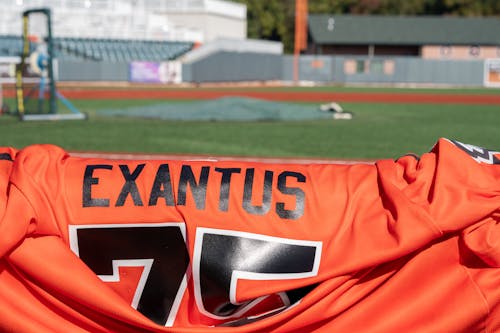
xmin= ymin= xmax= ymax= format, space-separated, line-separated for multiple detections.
xmin=129 ymin=61 xmax=162 ymax=83
xmin=129 ymin=61 xmax=182 ymax=84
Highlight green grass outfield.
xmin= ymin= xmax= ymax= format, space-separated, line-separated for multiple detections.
xmin=1 ymin=88 xmax=499 ymax=160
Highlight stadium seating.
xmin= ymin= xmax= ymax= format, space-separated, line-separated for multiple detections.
xmin=0 ymin=35 xmax=193 ymax=62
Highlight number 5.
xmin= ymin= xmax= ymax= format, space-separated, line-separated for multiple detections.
xmin=193 ymin=228 xmax=322 ymax=319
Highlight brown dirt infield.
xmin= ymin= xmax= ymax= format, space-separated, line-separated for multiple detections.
xmin=4 ymin=85 xmax=500 ymax=104
xmin=54 ymin=89 xmax=500 ymax=105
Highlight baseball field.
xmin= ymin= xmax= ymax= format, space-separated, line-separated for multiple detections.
xmin=1 ymin=84 xmax=499 ymax=160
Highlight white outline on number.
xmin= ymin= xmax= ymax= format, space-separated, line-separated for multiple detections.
xmin=97 ymin=258 xmax=153 ymax=309
xmin=448 ymin=139 xmax=500 ymax=165
xmin=192 ymin=227 xmax=322 ymax=320
xmin=68 ymin=222 xmax=187 ymax=327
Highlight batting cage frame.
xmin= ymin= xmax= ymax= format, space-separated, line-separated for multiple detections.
xmin=15 ymin=8 xmax=85 ymax=121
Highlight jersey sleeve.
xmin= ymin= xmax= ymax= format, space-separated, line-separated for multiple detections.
xmin=0 ymin=147 xmax=18 ymax=258
xmin=381 ymin=138 xmax=500 ymax=234
xmin=0 ymin=147 xmax=15 ymax=214
xmin=0 ymin=147 xmax=16 ymax=211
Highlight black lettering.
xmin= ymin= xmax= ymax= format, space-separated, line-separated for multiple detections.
xmin=116 ymin=164 xmax=145 ymax=207
xmin=148 ymin=164 xmax=175 ymax=206
xmin=276 ymin=171 xmax=306 ymax=220
xmin=178 ymin=165 xmax=210 ymax=210
xmin=215 ymin=167 xmax=241 ymax=212
xmin=242 ymin=168 xmax=273 ymax=215
xmin=83 ymin=164 xmax=112 ymax=207
xmin=0 ymin=153 xmax=13 ymax=161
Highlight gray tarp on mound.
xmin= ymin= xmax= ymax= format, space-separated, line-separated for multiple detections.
xmin=97 ymin=97 xmax=334 ymax=121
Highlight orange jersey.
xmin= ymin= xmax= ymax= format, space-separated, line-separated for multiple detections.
xmin=0 ymin=147 xmax=17 ymax=255
xmin=0 ymin=139 xmax=499 ymax=332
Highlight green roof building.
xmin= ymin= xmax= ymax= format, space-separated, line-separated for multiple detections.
xmin=307 ymin=15 xmax=500 ymax=59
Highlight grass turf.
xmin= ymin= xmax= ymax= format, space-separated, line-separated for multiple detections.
xmin=1 ymin=98 xmax=498 ymax=160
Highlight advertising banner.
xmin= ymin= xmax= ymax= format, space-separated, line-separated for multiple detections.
xmin=129 ymin=61 xmax=182 ymax=84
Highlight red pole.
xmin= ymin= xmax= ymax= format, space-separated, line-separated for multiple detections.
xmin=294 ymin=0 xmax=308 ymax=82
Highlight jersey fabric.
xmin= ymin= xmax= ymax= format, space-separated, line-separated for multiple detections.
xmin=0 ymin=147 xmax=16 ymax=257
xmin=0 ymin=139 xmax=498 ymax=332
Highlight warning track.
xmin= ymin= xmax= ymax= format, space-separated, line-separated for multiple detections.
xmin=5 ymin=86 xmax=499 ymax=105
xmin=54 ymin=89 xmax=500 ymax=105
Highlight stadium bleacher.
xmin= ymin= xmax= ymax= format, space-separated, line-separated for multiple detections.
xmin=0 ymin=35 xmax=193 ymax=62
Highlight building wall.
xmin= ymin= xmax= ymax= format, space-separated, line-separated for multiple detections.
xmin=310 ymin=41 xmax=499 ymax=60
xmin=312 ymin=45 xmax=369 ymax=56
xmin=310 ymin=44 xmax=419 ymax=56
xmin=421 ymin=45 xmax=500 ymax=59
xmin=166 ymin=13 xmax=246 ymax=43
xmin=0 ymin=0 xmax=245 ymax=43
xmin=373 ymin=45 xmax=419 ymax=56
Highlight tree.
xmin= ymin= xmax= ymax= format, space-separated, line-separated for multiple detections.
xmin=232 ymin=0 xmax=500 ymax=53
xmin=233 ymin=0 xmax=294 ymax=52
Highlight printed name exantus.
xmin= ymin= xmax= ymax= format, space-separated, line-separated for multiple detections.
xmin=83 ymin=164 xmax=306 ymax=220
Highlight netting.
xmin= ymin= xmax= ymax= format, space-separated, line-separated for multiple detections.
xmin=97 ymin=97 xmax=338 ymax=122
xmin=20 ymin=80 xmax=52 ymax=115
xmin=17 ymin=10 xmax=54 ymax=116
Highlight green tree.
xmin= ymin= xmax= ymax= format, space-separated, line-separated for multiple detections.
xmin=233 ymin=0 xmax=500 ymax=53
xmin=233 ymin=0 xmax=295 ymax=52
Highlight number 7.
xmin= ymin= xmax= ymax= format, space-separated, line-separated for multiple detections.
xmin=69 ymin=223 xmax=189 ymax=326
